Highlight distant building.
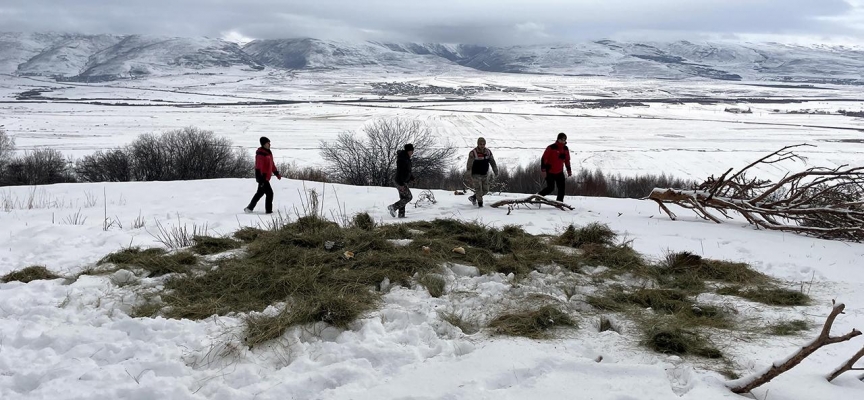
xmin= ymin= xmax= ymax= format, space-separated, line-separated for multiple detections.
xmin=724 ymin=107 xmax=752 ymax=114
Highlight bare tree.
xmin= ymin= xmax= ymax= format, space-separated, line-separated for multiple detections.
xmin=0 ymin=128 xmax=13 ymax=171
xmin=648 ymin=144 xmax=864 ymax=241
xmin=320 ymin=119 xmax=456 ymax=187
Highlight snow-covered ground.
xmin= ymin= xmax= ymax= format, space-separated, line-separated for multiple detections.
xmin=2 ymin=72 xmax=864 ymax=180
xmin=1 ymin=179 xmax=863 ymax=399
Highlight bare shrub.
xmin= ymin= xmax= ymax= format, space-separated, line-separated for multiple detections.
xmin=75 ymin=148 xmax=132 ymax=182
xmin=128 ymin=127 xmax=253 ymax=181
xmin=437 ymin=160 xmax=694 ymax=199
xmin=148 ymin=217 xmax=209 ymax=249
xmin=1 ymin=149 xmax=74 ymax=186
xmin=277 ymin=161 xmax=331 ymax=183
xmin=128 ymin=133 xmax=168 ymax=181
xmin=0 ymin=128 xmax=13 ymax=173
xmin=320 ymin=119 xmax=456 ymax=187
xmin=159 ymin=127 xmax=252 ymax=180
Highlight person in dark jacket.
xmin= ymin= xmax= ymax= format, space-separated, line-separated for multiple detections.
xmin=244 ymin=136 xmax=281 ymax=214
xmin=388 ymin=143 xmax=415 ymax=218
xmin=537 ymin=132 xmax=572 ymax=202
xmin=466 ymin=137 xmax=498 ymax=207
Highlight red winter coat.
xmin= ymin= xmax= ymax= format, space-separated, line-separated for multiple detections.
xmin=255 ymin=147 xmax=280 ymax=182
xmin=540 ymin=142 xmax=572 ymax=175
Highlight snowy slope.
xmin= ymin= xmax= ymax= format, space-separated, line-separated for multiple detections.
xmin=0 ymin=179 xmax=863 ymax=399
xmin=76 ymin=35 xmax=260 ymax=81
xmin=0 ymin=32 xmax=70 ymax=74
xmin=16 ymin=34 xmax=123 ymax=77
xmin=242 ymin=38 xmax=470 ymax=73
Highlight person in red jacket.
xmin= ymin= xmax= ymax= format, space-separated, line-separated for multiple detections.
xmin=537 ymin=132 xmax=572 ymax=202
xmin=244 ymin=136 xmax=281 ymax=214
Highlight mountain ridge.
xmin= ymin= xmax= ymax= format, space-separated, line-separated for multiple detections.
xmin=1 ymin=32 xmax=862 ymax=84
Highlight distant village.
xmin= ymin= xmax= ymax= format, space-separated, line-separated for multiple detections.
xmin=369 ymin=82 xmax=526 ymax=96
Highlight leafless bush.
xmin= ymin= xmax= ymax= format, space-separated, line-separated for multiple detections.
xmin=129 ymin=127 xmax=253 ymax=181
xmin=437 ymin=160 xmax=694 ymax=199
xmin=0 ymin=128 xmax=13 ymax=173
xmin=1 ymin=149 xmax=75 ymax=186
xmin=75 ymin=148 xmax=132 ymax=182
xmin=277 ymin=161 xmax=331 ymax=183
xmin=320 ymin=119 xmax=456 ymax=187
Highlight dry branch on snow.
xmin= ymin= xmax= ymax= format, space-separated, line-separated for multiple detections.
xmin=489 ymin=195 xmax=574 ymax=213
xmin=728 ymin=302 xmax=862 ymax=394
xmin=827 ymin=344 xmax=864 ymax=382
xmin=648 ymin=144 xmax=864 ymax=241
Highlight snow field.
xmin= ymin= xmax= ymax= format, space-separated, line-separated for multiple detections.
xmin=1 ymin=179 xmax=863 ymax=399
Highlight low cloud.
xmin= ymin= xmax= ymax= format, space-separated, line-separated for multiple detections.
xmin=0 ymin=0 xmax=860 ymax=45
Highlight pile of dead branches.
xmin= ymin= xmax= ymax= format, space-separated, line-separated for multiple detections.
xmin=647 ymin=144 xmax=864 ymax=241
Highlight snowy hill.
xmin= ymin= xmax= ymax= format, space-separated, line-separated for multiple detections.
xmin=15 ymin=34 xmax=123 ymax=78
xmin=241 ymin=38 xmax=471 ymax=73
xmin=74 ymin=35 xmax=261 ymax=81
xmin=1 ymin=32 xmax=863 ymax=84
xmin=0 ymin=179 xmax=863 ymax=399
xmin=0 ymin=32 xmax=261 ymax=81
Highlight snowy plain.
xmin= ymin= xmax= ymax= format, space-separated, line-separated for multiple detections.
xmin=2 ymin=70 xmax=864 ymax=181
xmin=1 ymin=68 xmax=864 ymax=399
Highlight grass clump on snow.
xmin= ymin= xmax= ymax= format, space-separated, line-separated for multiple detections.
xmin=488 ymin=305 xmax=576 ymax=339
xmin=658 ymin=252 xmax=770 ymax=291
xmin=643 ymin=323 xmax=723 ymax=359
xmin=233 ymin=227 xmax=265 ymax=243
xmin=767 ymin=319 xmax=810 ymax=336
xmin=716 ymin=286 xmax=810 ymax=306
xmin=191 ymin=235 xmax=241 ymax=255
xmin=418 ymin=274 xmax=446 ymax=297
xmin=112 ymin=214 xmax=805 ymax=360
xmin=1 ymin=265 xmax=61 ymax=283
xmin=244 ymin=287 xmax=378 ymax=346
xmin=556 ymin=222 xmax=617 ymax=248
xmin=146 ymin=215 xmax=471 ymax=345
xmin=589 ymin=286 xmax=732 ymax=329
xmin=440 ymin=311 xmax=480 ymax=335
xmin=97 ymin=247 xmax=197 ymax=277
xmin=351 ymin=212 xmax=376 ymax=231
xmin=580 ymin=243 xmax=649 ymax=276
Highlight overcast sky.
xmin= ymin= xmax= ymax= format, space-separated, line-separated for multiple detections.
xmin=1 ymin=0 xmax=862 ymax=45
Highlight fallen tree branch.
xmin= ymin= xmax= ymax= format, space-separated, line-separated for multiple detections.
xmin=489 ymin=195 xmax=574 ymax=212
xmin=728 ymin=302 xmax=862 ymax=394
xmin=647 ymin=145 xmax=864 ymax=241
xmin=827 ymin=345 xmax=864 ymax=382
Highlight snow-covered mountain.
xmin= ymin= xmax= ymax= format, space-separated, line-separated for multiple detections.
xmin=241 ymin=38 xmax=473 ymax=72
xmin=0 ymin=32 xmax=261 ymax=81
xmin=2 ymin=32 xmax=863 ymax=84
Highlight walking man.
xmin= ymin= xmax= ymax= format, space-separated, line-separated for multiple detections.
xmin=538 ymin=132 xmax=572 ymax=202
xmin=466 ymin=137 xmax=499 ymax=207
xmin=244 ymin=136 xmax=281 ymax=214
xmin=388 ymin=144 xmax=415 ymax=218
